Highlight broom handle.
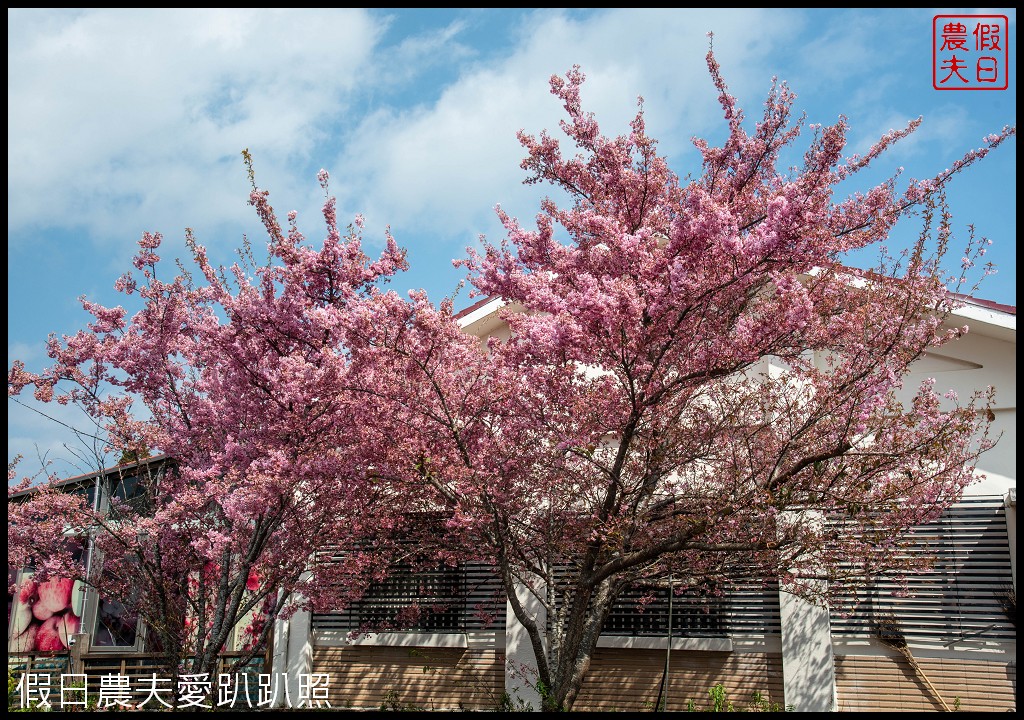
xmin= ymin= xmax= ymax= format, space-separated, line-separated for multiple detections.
xmin=899 ymin=647 xmax=951 ymax=712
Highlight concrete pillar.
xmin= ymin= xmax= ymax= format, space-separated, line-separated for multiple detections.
xmin=284 ymin=605 xmax=313 ymax=707
xmin=779 ymin=586 xmax=836 ymax=712
xmin=505 ymin=578 xmax=546 ymax=711
xmin=778 ymin=510 xmax=837 ymax=712
xmin=269 ymin=581 xmax=314 ymax=709
xmin=269 ymin=590 xmax=290 ymax=708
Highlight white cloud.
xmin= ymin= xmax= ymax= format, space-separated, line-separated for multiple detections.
xmin=7 ymin=341 xmax=44 ymax=368
xmin=329 ymin=8 xmax=804 ymax=253
xmin=8 ymin=8 xmax=384 ymax=251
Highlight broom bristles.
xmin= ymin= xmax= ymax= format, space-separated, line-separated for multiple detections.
xmin=874 ymin=613 xmax=908 ymax=650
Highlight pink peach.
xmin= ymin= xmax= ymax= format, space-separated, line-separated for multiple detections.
xmin=36 ymin=615 xmax=65 ymax=651
xmin=11 ymin=623 xmax=39 ymax=653
xmin=17 ymin=578 xmax=38 ymax=603
xmin=11 ymin=595 xmax=34 ymax=635
xmin=56 ymin=612 xmax=82 ymax=648
xmin=35 ymin=578 xmax=74 ymax=617
xmin=32 ymin=599 xmax=55 ymax=621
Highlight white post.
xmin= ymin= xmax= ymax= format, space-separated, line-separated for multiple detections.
xmin=779 ymin=510 xmax=837 ymax=712
xmin=269 ymin=589 xmax=290 ymax=708
xmin=284 ymin=604 xmax=313 ymax=708
xmin=505 ymin=576 xmax=546 ymax=711
xmin=779 ymin=584 xmax=836 ymax=712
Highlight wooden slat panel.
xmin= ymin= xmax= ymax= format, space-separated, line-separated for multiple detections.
xmin=312 ymin=646 xmax=505 ymax=711
xmin=314 ymin=562 xmax=506 ymax=634
xmin=835 ymin=654 xmax=1016 ymax=712
xmin=830 ymin=497 xmax=1014 ymax=643
xmin=603 ymin=578 xmax=781 ymax=638
xmin=575 ymin=650 xmax=785 ymax=712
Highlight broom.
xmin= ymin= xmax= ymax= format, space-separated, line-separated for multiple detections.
xmin=874 ymin=613 xmax=951 ymax=712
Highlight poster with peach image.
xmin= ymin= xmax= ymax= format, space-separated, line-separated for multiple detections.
xmin=9 ymin=575 xmax=85 ymax=652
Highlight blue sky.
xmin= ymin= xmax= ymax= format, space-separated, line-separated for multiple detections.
xmin=7 ymin=8 xmax=1017 ymax=478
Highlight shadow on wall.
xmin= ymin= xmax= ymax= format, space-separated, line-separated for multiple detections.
xmin=780 ymin=590 xmax=834 ymax=713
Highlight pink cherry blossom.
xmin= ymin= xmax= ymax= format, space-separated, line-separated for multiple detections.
xmin=8 ymin=153 xmax=412 ymax=678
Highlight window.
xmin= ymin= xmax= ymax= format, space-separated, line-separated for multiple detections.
xmin=106 ymin=473 xmax=151 ymax=515
xmin=71 ymin=482 xmax=97 ymax=511
xmin=87 ymin=557 xmax=144 ymax=651
xmin=312 ymin=562 xmax=506 ymax=636
xmin=603 ymin=584 xmax=727 ymax=638
xmin=91 ymin=596 xmax=140 ymax=648
xmin=355 ymin=564 xmax=464 ymax=632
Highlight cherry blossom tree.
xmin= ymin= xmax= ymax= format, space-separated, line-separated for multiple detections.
xmin=356 ymin=50 xmax=1014 ymax=709
xmin=8 ymin=154 xmax=412 ymax=684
